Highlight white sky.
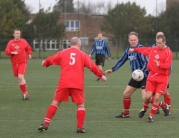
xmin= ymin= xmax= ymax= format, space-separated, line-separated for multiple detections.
xmin=25 ymin=0 xmax=166 ymax=15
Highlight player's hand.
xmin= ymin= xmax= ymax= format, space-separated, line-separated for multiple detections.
xmin=42 ymin=60 xmax=46 ymax=66
xmin=128 ymin=48 xmax=134 ymax=53
xmin=89 ymin=54 xmax=91 ymax=58
xmin=105 ymin=69 xmax=113 ymax=75
xmin=11 ymin=51 xmax=18 ymax=55
xmin=108 ymin=58 xmax=111 ymax=61
xmin=101 ymin=75 xmax=107 ymax=81
xmin=28 ymin=54 xmax=32 ymax=59
xmin=154 ymin=60 xmax=160 ymax=67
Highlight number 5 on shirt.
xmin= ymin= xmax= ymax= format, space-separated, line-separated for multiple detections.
xmin=69 ymin=53 xmax=76 ymax=65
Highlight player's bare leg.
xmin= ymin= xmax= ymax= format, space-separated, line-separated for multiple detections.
xmin=38 ymin=100 xmax=61 ymax=132
xmin=97 ymin=65 xmax=103 ymax=81
xmin=139 ymin=91 xmax=153 ymax=119
xmin=18 ymin=74 xmax=29 ymax=100
xmin=152 ymin=88 xmax=171 ymax=115
xmin=143 ymin=92 xmax=170 ymax=122
xmin=115 ymin=85 xmax=136 ymax=118
xmin=141 ymin=89 xmax=146 ymax=100
xmin=164 ymin=89 xmax=171 ymax=113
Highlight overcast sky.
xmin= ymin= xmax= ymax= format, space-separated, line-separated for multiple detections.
xmin=25 ymin=0 xmax=166 ymax=15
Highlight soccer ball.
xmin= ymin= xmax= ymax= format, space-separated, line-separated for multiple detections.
xmin=132 ymin=69 xmax=144 ymax=81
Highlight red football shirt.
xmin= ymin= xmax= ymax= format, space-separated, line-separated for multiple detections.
xmin=43 ymin=47 xmax=103 ymax=90
xmin=5 ymin=38 xmax=32 ymax=63
xmin=134 ymin=46 xmax=172 ymax=76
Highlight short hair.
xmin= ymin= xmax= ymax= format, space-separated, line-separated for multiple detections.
xmin=13 ymin=29 xmax=21 ymax=34
xmin=128 ymin=31 xmax=138 ymax=38
xmin=156 ymin=35 xmax=166 ymax=42
xmin=156 ymin=31 xmax=164 ymax=37
xmin=70 ymin=37 xmax=81 ymax=46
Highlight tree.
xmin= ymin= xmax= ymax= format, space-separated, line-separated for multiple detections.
xmin=100 ymin=2 xmax=151 ymax=48
xmin=156 ymin=2 xmax=179 ymax=39
xmin=31 ymin=9 xmax=65 ymax=50
xmin=32 ymin=10 xmax=65 ymax=39
xmin=53 ymin=0 xmax=74 ymax=13
xmin=74 ymin=0 xmax=112 ymax=15
xmin=0 ymin=0 xmax=30 ymax=38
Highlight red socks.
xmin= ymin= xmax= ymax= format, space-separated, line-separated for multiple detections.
xmin=42 ymin=104 xmax=86 ymax=128
xmin=43 ymin=103 xmax=58 ymax=126
xmin=164 ymin=94 xmax=171 ymax=106
xmin=143 ymin=101 xmax=149 ymax=111
xmin=19 ymin=84 xmax=27 ymax=94
xmin=149 ymin=104 xmax=159 ymax=118
xmin=77 ymin=106 xmax=86 ymax=129
xmin=123 ymin=98 xmax=131 ymax=115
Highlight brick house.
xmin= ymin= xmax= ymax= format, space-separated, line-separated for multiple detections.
xmin=60 ymin=13 xmax=109 ymax=39
xmin=28 ymin=13 xmax=111 ymax=51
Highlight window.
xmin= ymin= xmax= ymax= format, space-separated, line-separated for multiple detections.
xmin=66 ymin=20 xmax=79 ymax=31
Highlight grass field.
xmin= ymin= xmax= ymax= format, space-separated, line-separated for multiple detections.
xmin=0 ymin=59 xmax=178 ymax=138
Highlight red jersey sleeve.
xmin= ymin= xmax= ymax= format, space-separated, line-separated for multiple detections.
xmin=24 ymin=40 xmax=32 ymax=55
xmin=42 ymin=52 xmax=61 ymax=67
xmin=5 ymin=42 xmax=12 ymax=56
xmin=84 ymin=54 xmax=103 ymax=77
xmin=134 ymin=47 xmax=151 ymax=56
xmin=159 ymin=49 xmax=172 ymax=69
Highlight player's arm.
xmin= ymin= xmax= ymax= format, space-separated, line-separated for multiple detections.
xmin=5 ymin=44 xmax=12 ymax=56
xmin=105 ymin=42 xmax=111 ymax=59
xmin=134 ymin=47 xmax=151 ymax=56
xmin=5 ymin=43 xmax=18 ymax=55
xmin=139 ymin=53 xmax=148 ymax=72
xmin=42 ymin=52 xmax=61 ymax=67
xmin=84 ymin=54 xmax=106 ymax=81
xmin=157 ymin=50 xmax=173 ymax=69
xmin=89 ymin=42 xmax=96 ymax=56
xmin=25 ymin=41 xmax=32 ymax=58
xmin=106 ymin=49 xmax=128 ymax=75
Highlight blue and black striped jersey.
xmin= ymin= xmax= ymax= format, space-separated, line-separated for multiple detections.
xmin=90 ymin=40 xmax=111 ymax=57
xmin=112 ymin=44 xmax=149 ymax=77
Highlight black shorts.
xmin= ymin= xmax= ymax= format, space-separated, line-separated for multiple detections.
xmin=95 ymin=54 xmax=105 ymax=66
xmin=128 ymin=77 xmax=147 ymax=89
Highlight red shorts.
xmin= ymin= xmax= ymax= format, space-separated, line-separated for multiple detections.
xmin=146 ymin=72 xmax=169 ymax=94
xmin=12 ymin=62 xmax=27 ymax=77
xmin=54 ymin=87 xmax=85 ymax=104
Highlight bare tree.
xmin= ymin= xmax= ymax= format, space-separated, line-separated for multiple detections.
xmin=74 ymin=0 xmax=113 ymax=15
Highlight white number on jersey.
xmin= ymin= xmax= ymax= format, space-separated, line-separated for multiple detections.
xmin=69 ymin=53 xmax=76 ymax=65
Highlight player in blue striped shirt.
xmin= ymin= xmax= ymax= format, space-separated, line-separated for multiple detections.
xmin=89 ymin=33 xmax=111 ymax=80
xmin=105 ymin=31 xmax=149 ymax=118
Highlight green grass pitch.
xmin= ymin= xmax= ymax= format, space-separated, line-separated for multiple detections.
xmin=0 ymin=59 xmax=178 ymax=138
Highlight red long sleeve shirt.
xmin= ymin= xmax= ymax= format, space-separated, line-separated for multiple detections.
xmin=134 ymin=46 xmax=172 ymax=76
xmin=5 ymin=39 xmax=32 ymax=63
xmin=43 ymin=47 xmax=103 ymax=90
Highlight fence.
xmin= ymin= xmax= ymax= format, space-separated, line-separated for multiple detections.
xmin=0 ymin=38 xmax=179 ymax=59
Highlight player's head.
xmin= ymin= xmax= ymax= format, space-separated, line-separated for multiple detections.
xmin=97 ymin=33 xmax=103 ymax=40
xmin=156 ymin=35 xmax=166 ymax=49
xmin=128 ymin=31 xmax=139 ymax=47
xmin=13 ymin=29 xmax=21 ymax=40
xmin=70 ymin=37 xmax=81 ymax=49
xmin=156 ymin=31 xmax=164 ymax=38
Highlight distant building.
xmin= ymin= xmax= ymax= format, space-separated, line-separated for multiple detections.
xmin=28 ymin=13 xmax=111 ymax=50
xmin=28 ymin=13 xmax=110 ymax=40
xmin=60 ymin=13 xmax=110 ymax=40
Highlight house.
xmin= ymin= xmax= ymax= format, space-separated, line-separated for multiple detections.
xmin=28 ymin=13 xmax=110 ymax=50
